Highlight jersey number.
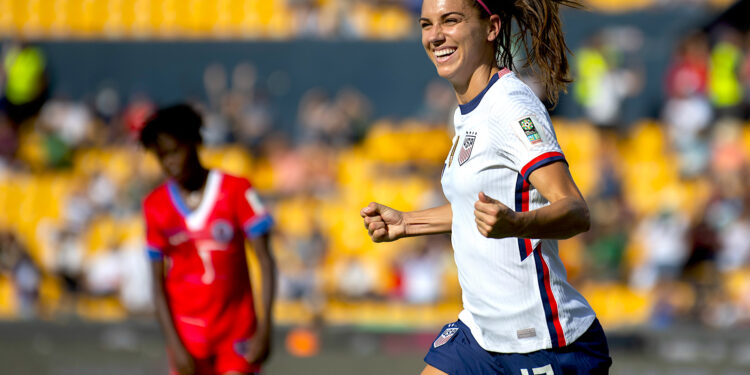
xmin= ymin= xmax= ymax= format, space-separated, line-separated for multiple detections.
xmin=195 ymin=242 xmax=219 ymax=284
xmin=520 ymin=365 xmax=553 ymax=375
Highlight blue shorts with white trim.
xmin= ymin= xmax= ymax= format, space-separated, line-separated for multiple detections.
xmin=424 ymin=319 xmax=612 ymax=375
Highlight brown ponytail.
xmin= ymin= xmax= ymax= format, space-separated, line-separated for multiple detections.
xmin=477 ymin=0 xmax=582 ymax=105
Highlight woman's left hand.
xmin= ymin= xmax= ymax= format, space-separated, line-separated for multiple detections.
xmin=474 ymin=192 xmax=518 ymax=238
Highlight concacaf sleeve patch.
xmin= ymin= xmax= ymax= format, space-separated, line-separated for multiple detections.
xmin=518 ymin=117 xmax=542 ymax=145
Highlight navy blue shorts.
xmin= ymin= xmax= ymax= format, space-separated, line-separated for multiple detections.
xmin=424 ymin=319 xmax=612 ymax=375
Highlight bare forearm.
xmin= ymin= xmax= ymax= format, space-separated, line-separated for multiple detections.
xmin=153 ymin=285 xmax=186 ymax=351
xmin=151 ymin=262 xmax=187 ymax=353
xmin=252 ymin=235 xmax=276 ymax=334
xmin=257 ymin=252 xmax=276 ymax=333
xmin=514 ymin=197 xmax=590 ymax=239
xmin=403 ymin=204 xmax=452 ymax=236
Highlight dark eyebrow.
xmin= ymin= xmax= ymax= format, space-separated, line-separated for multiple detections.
xmin=441 ymin=12 xmax=466 ymax=19
xmin=419 ymin=11 xmax=466 ymax=22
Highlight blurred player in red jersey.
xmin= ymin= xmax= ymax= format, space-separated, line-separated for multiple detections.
xmin=140 ymin=104 xmax=276 ymax=375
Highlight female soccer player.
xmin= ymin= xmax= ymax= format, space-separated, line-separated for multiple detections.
xmin=141 ymin=105 xmax=276 ymax=375
xmin=361 ymin=0 xmax=612 ymax=374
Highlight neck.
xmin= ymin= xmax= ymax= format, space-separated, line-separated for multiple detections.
xmin=177 ymin=162 xmax=209 ymax=192
xmin=453 ymin=64 xmax=500 ymax=104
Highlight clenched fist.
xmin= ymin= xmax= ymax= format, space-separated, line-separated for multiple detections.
xmin=360 ymin=202 xmax=407 ymax=242
xmin=473 ymin=192 xmax=518 ymax=238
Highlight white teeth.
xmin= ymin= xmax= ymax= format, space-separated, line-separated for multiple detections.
xmin=434 ymin=48 xmax=456 ymax=57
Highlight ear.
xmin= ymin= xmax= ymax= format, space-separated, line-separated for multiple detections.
xmin=487 ymin=14 xmax=500 ymax=42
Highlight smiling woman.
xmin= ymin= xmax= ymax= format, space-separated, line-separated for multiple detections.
xmin=361 ymin=0 xmax=613 ymax=374
xmin=419 ymin=0 xmax=580 ymax=105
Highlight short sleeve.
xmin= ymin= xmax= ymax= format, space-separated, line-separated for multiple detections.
xmin=143 ymin=201 xmax=167 ymax=261
xmin=491 ymin=103 xmax=567 ymax=183
xmin=235 ymin=178 xmax=274 ymax=239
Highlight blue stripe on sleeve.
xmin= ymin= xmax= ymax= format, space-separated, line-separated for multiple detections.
xmin=522 ymin=155 xmax=567 ymax=182
xmin=146 ymin=246 xmax=164 ymax=261
xmin=244 ymin=214 xmax=274 ymax=239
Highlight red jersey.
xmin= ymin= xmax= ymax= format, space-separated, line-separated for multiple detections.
xmin=143 ymin=170 xmax=273 ymax=353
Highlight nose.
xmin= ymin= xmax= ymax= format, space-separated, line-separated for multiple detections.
xmin=427 ymin=24 xmax=445 ymax=46
xmin=162 ymin=153 xmax=182 ymax=175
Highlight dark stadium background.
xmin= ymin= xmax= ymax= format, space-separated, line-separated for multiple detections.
xmin=1 ymin=0 xmax=750 ymax=374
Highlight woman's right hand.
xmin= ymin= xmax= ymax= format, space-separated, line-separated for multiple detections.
xmin=360 ymin=202 xmax=406 ymax=242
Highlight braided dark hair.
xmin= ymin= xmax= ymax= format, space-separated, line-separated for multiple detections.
xmin=139 ymin=104 xmax=203 ymax=149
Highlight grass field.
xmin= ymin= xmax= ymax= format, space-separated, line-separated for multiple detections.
xmin=2 ymin=321 xmax=750 ymax=375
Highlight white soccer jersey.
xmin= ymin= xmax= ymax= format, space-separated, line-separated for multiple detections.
xmin=441 ymin=68 xmax=596 ymax=354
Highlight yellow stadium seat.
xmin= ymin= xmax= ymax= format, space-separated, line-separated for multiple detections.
xmin=84 ymin=215 xmax=118 ymax=256
xmin=0 ymin=275 xmax=18 ymax=319
xmin=38 ymin=275 xmax=63 ymax=317
xmin=581 ymin=282 xmax=653 ymax=327
xmin=373 ymin=6 xmax=411 ymax=40
xmin=0 ymin=0 xmax=12 ymax=34
xmin=76 ymin=295 xmax=127 ymax=321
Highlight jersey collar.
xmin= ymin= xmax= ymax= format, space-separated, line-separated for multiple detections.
xmin=458 ymin=68 xmax=510 ymax=115
xmin=167 ymin=170 xmax=223 ymax=230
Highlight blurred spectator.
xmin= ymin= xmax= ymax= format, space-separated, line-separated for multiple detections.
xmin=38 ymin=98 xmax=94 ymax=149
xmin=665 ymin=32 xmax=709 ymax=99
xmin=1 ymin=41 xmax=49 ymax=126
xmin=717 ymin=205 xmax=750 ymax=271
xmin=263 ymin=134 xmax=308 ymax=194
xmin=414 ymin=79 xmax=456 ymax=126
xmin=93 ymin=85 xmax=121 ymax=124
xmin=88 ymin=171 xmax=117 ymax=214
xmin=84 ymin=245 xmax=121 ymax=297
xmin=224 ymin=63 xmax=275 ymax=150
xmin=335 ymin=256 xmax=377 ymax=300
xmin=64 ymin=187 xmax=94 ymax=232
xmin=334 ymin=87 xmax=372 ymax=143
xmin=631 ymin=208 xmax=690 ymax=290
xmin=701 ymin=283 xmax=740 ymax=327
xmin=118 ymin=240 xmax=153 ymax=314
xmin=289 ymin=0 xmax=323 ymax=37
xmin=584 ymin=140 xmax=631 ymax=281
xmin=574 ymin=34 xmax=625 ymax=127
xmin=662 ymin=32 xmax=713 ymax=177
xmin=84 ymin=238 xmax=152 ymax=313
xmin=574 ymin=29 xmax=643 ymax=128
xmin=277 ymin=220 xmax=327 ymax=318
xmin=710 ymin=119 xmax=746 ymax=176
xmin=53 ymin=227 xmax=85 ymax=313
xmin=0 ymin=231 xmax=40 ymax=319
xmin=202 ymin=63 xmax=234 ymax=145
xmin=649 ymin=280 xmax=693 ymax=328
xmin=743 ymin=29 xmax=750 ymax=117
xmin=0 ymin=113 xmax=19 ymax=169
xmin=121 ymin=94 xmax=155 ymax=139
xmin=708 ymin=28 xmax=744 ymax=119
xmin=397 ymin=236 xmax=450 ymax=304
xmin=296 ymin=87 xmax=366 ymax=147
xmin=585 ymin=198 xmax=630 ymax=281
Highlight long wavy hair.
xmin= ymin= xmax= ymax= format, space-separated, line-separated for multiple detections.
xmin=474 ymin=0 xmax=582 ymax=105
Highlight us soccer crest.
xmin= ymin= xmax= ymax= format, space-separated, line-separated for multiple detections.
xmin=433 ymin=327 xmax=459 ymax=348
xmin=519 ymin=117 xmax=542 ymax=145
xmin=458 ymin=131 xmax=476 ymax=166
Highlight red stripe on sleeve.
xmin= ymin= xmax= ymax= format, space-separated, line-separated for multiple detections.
xmin=520 ymin=152 xmax=565 ymax=179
